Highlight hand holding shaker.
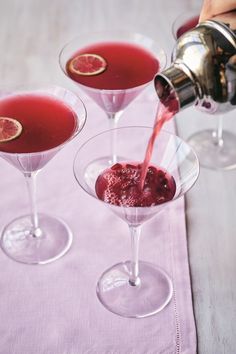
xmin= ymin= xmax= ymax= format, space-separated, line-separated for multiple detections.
xmin=155 ymin=1 xmax=236 ymax=114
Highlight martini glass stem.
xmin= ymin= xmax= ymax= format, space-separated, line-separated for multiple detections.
xmin=213 ymin=115 xmax=224 ymax=147
xmin=107 ymin=112 xmax=122 ymax=164
xmin=24 ymin=172 xmax=42 ymax=237
xmin=129 ymin=224 xmax=141 ymax=286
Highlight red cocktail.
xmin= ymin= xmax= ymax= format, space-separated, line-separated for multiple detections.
xmin=95 ymin=162 xmax=176 ymax=207
xmin=66 ymin=42 xmax=160 ymax=90
xmin=59 ymin=31 xmax=166 ymax=164
xmin=74 ymin=126 xmax=199 ymax=318
xmin=0 ymin=93 xmax=77 ymax=154
xmin=60 ymin=32 xmax=165 ymax=114
xmin=0 ymin=85 xmax=86 ymax=264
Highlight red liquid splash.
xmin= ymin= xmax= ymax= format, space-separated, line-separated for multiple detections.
xmin=0 ymin=94 xmax=77 ymax=153
xmin=95 ymin=162 xmax=176 ymax=207
xmin=95 ymin=88 xmax=179 ymax=207
xmin=139 ymin=88 xmax=179 ymax=190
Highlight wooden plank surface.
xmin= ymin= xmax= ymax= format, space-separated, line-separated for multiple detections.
xmin=0 ymin=1 xmax=235 ymax=353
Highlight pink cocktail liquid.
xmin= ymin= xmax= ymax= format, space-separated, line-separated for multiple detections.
xmin=66 ymin=42 xmax=160 ymax=113
xmin=95 ymin=162 xmax=176 ymax=207
xmin=0 ymin=94 xmax=77 ymax=154
xmin=67 ymin=42 xmax=159 ymax=90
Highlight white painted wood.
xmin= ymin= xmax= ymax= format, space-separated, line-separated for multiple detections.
xmin=0 ymin=0 xmax=235 ymax=353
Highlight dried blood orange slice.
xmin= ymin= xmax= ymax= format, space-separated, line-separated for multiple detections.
xmin=68 ymin=54 xmax=107 ymax=76
xmin=0 ymin=117 xmax=23 ymax=142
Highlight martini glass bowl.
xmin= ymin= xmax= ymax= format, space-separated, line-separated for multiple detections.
xmin=172 ymin=10 xmax=236 ymax=170
xmin=59 ymin=30 xmax=166 ymax=164
xmin=74 ymin=126 xmax=199 ymax=318
xmin=0 ymin=84 xmax=86 ymax=264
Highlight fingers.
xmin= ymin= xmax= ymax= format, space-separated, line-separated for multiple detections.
xmin=199 ymin=0 xmax=236 ymax=22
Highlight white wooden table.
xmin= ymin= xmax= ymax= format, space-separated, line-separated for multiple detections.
xmin=0 ymin=1 xmax=235 ymax=353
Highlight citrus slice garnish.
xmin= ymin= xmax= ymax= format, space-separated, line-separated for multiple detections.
xmin=68 ymin=53 xmax=107 ymax=76
xmin=0 ymin=117 xmax=23 ymax=143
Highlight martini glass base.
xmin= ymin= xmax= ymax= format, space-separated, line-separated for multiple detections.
xmin=96 ymin=261 xmax=173 ymax=318
xmin=187 ymin=129 xmax=236 ymax=170
xmin=0 ymin=213 xmax=73 ymax=264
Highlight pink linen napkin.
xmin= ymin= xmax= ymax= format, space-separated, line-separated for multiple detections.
xmin=0 ymin=88 xmax=196 ymax=354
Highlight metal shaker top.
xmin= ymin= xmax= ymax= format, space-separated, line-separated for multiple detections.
xmin=155 ymin=18 xmax=236 ymax=114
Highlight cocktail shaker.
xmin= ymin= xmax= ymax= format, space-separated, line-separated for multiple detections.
xmin=154 ymin=12 xmax=236 ymax=114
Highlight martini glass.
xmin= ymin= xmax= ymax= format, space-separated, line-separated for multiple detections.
xmin=0 ymin=84 xmax=86 ymax=264
xmin=172 ymin=10 xmax=236 ymax=170
xmin=171 ymin=9 xmax=199 ymax=40
xmin=59 ymin=30 xmax=166 ymax=165
xmin=74 ymin=126 xmax=199 ymax=318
